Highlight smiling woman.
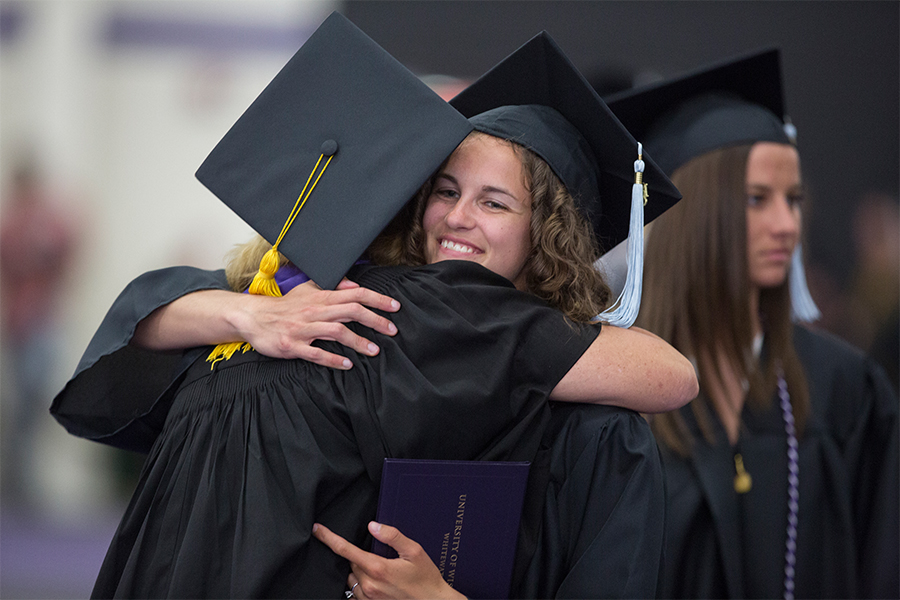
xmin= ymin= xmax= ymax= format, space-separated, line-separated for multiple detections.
xmin=423 ymin=133 xmax=534 ymax=290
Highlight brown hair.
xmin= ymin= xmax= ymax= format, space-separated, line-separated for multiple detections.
xmin=638 ymin=144 xmax=809 ymax=455
xmin=227 ymin=132 xmax=611 ymax=323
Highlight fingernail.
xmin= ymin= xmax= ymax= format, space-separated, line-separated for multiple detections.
xmin=388 ymin=323 xmax=397 ymax=335
xmin=367 ymin=343 xmax=379 ymax=354
xmin=390 ymin=300 xmax=400 ymax=310
xmin=369 ymin=521 xmax=381 ymax=534
xmin=342 ymin=359 xmax=353 ymax=369
xmin=312 ymin=524 xmax=318 ymax=532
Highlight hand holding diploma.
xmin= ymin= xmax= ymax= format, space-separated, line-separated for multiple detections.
xmin=313 ymin=522 xmax=467 ymax=600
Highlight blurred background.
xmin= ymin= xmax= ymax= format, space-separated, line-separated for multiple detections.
xmin=0 ymin=1 xmax=896 ymax=597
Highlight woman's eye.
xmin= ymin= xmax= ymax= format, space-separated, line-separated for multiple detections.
xmin=747 ymin=194 xmax=765 ymax=206
xmin=434 ymin=188 xmax=459 ymax=200
xmin=788 ymin=194 xmax=805 ymax=207
xmin=484 ymin=199 xmax=508 ymax=210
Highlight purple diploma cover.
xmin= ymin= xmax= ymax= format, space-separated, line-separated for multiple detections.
xmin=373 ymin=459 xmax=530 ymax=599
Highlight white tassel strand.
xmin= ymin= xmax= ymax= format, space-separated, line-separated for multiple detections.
xmin=596 ymin=143 xmax=647 ymax=328
xmin=789 ymin=243 xmax=821 ymax=323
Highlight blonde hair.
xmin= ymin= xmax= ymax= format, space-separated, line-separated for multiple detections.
xmin=223 ymin=235 xmax=287 ymax=293
xmin=226 ymin=131 xmax=611 ymax=323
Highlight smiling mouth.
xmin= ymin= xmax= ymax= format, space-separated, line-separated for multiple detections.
xmin=440 ymin=239 xmax=478 ymax=254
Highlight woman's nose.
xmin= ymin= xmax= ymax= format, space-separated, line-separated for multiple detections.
xmin=771 ymin=196 xmax=800 ymax=236
xmin=445 ymin=198 xmax=474 ymax=228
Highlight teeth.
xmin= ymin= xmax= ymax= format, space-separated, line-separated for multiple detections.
xmin=441 ymin=239 xmax=475 ymax=254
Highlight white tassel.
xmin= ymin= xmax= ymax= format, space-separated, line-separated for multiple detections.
xmin=596 ymin=143 xmax=646 ymax=328
xmin=789 ymin=242 xmax=821 ymax=323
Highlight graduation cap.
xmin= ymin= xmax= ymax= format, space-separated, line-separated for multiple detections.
xmin=195 ymin=11 xmax=473 ymax=293
xmin=450 ymin=31 xmax=682 ymax=327
xmin=451 ymin=32 xmax=680 ymax=252
xmin=604 ymin=47 xmax=794 ymax=176
xmin=605 ymin=47 xmax=819 ymax=322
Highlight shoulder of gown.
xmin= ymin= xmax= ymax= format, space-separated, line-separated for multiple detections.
xmin=793 ymin=323 xmax=898 ymax=440
xmin=49 ymin=266 xmax=229 ymax=452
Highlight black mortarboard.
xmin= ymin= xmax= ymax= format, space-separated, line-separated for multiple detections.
xmin=604 ymin=47 xmax=793 ymax=176
xmin=605 ymin=47 xmax=820 ymax=323
xmin=449 ymin=31 xmax=681 ymax=252
xmin=195 ymin=12 xmax=473 ymax=290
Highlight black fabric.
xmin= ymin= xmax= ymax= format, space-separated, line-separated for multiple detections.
xmin=50 ymin=266 xmax=229 ymax=453
xmin=55 ymin=261 xmax=665 ymax=599
xmin=659 ymin=325 xmax=900 ymax=599
xmin=513 ymin=403 xmax=666 ymax=599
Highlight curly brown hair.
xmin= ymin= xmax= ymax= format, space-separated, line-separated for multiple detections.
xmin=228 ymin=132 xmax=611 ymax=323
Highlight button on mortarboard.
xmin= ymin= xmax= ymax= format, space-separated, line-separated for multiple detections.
xmin=195 ymin=11 xmax=473 ymax=291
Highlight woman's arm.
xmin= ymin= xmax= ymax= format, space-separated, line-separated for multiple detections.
xmin=551 ymin=325 xmax=699 ymax=413
xmin=134 ymin=278 xmax=400 ymax=370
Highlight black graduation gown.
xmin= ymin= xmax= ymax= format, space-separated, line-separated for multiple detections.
xmin=51 ymin=261 xmax=667 ymax=599
xmin=659 ymin=325 xmax=900 ymax=599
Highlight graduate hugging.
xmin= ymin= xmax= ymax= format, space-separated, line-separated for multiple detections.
xmin=51 ymin=12 xmax=698 ymax=599
xmin=49 ymin=9 xmax=900 ymax=600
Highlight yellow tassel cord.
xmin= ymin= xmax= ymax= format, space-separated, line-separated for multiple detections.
xmin=206 ymin=152 xmax=335 ymax=368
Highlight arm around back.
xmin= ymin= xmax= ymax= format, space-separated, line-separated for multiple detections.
xmin=133 ymin=278 xmax=401 ymax=369
xmin=551 ymin=325 xmax=698 ymax=413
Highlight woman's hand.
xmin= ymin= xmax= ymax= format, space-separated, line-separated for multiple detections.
xmin=134 ymin=278 xmax=400 ymax=369
xmin=233 ymin=279 xmax=400 ymax=367
xmin=312 ymin=522 xmax=466 ymax=600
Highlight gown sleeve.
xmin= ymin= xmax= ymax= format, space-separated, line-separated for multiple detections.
xmin=49 ymin=266 xmax=229 ymax=453
xmin=513 ymin=403 xmax=666 ymax=599
xmin=788 ymin=326 xmax=898 ymax=598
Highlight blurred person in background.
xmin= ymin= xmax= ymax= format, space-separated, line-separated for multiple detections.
xmin=606 ymin=48 xmax=899 ymax=599
xmin=846 ymin=192 xmax=899 ymax=391
xmin=1 ymin=156 xmax=79 ymax=506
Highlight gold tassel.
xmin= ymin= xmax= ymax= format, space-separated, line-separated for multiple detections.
xmin=206 ymin=246 xmax=281 ymax=370
xmin=248 ymin=247 xmax=283 ymax=298
xmin=206 ymin=341 xmax=253 ymax=368
xmin=206 ymin=249 xmax=282 ymax=368
xmin=205 ymin=150 xmax=335 ymax=369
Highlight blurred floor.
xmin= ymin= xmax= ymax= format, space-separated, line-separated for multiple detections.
xmin=0 ymin=503 xmax=122 ymax=599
